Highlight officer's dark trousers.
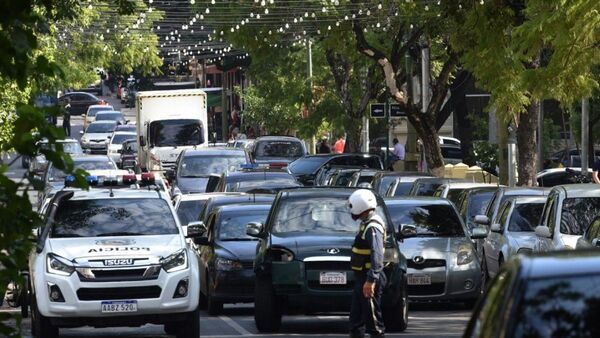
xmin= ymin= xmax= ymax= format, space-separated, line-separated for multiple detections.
xmin=350 ymin=272 xmax=386 ymax=337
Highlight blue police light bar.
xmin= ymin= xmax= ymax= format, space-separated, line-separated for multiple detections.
xmin=64 ymin=175 xmax=76 ymax=187
xmin=86 ymin=175 xmax=99 ymax=186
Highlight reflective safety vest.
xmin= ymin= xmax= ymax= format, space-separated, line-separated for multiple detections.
xmin=350 ymin=216 xmax=385 ymax=272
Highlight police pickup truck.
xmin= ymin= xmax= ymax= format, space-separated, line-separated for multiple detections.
xmin=29 ymin=174 xmax=202 ymax=338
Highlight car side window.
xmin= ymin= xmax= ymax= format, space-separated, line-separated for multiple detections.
xmin=485 ymin=192 xmax=499 ymax=219
xmin=465 ymin=268 xmax=515 ymax=338
xmin=496 ymin=201 xmax=512 ymax=228
xmin=585 ymin=218 xmax=600 ymax=241
xmin=206 ymin=213 xmax=217 ymax=242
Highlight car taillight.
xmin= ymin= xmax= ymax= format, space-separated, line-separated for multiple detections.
xmin=141 ymin=172 xmax=155 ymax=183
xmin=122 ymin=174 xmax=137 ymax=184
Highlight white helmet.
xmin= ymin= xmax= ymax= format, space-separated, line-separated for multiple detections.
xmin=348 ymin=189 xmax=377 ymax=216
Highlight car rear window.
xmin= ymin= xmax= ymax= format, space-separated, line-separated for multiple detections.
xmin=181 ymin=155 xmax=247 ymax=177
xmin=52 ymin=198 xmax=178 ymax=237
xmin=224 ymin=173 xmax=296 ymax=192
xmin=386 ymin=203 xmax=465 ymax=237
xmin=254 ymin=140 xmax=304 ymax=159
xmin=87 ymin=122 xmax=116 ymax=133
xmin=560 ymin=197 xmax=600 ymax=236
xmin=288 ymin=157 xmax=328 ymax=175
xmin=508 ymin=203 xmax=544 ymax=232
xmin=87 ymin=107 xmax=113 ymax=117
xmin=177 ymin=200 xmax=208 ymax=225
xmin=415 ymin=182 xmax=443 ymax=196
xmin=511 ymin=273 xmax=600 ymax=338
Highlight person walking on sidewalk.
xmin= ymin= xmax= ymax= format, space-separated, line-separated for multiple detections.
xmin=62 ymin=98 xmax=72 ymax=137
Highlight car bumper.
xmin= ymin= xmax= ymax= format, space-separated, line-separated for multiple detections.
xmin=35 ymin=268 xmax=198 ymax=320
xmin=211 ymin=269 xmax=255 ymax=303
xmin=406 ymin=261 xmax=481 ymax=302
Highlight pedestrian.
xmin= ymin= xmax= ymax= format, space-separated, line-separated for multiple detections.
xmin=348 ymin=189 xmax=386 ymax=338
xmin=62 ymin=98 xmax=72 ymax=137
xmin=334 ymin=136 xmax=346 ymax=153
xmin=317 ymin=136 xmax=331 ymax=154
xmin=392 ymin=138 xmax=405 ymax=160
xmin=592 ymin=157 xmax=600 ymax=184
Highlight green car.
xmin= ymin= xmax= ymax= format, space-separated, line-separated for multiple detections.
xmin=246 ymin=188 xmax=408 ymax=332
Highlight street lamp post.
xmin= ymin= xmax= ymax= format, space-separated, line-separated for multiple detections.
xmin=507 ymin=123 xmax=517 ymax=187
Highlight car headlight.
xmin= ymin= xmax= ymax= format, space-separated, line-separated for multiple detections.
xmin=81 ymin=137 xmax=88 ymax=144
xmin=457 ymin=246 xmax=474 ymax=265
xmin=161 ymin=249 xmax=188 ymax=273
xmin=47 ymin=253 xmax=75 ymax=276
xmin=215 ymin=257 xmax=243 ymax=271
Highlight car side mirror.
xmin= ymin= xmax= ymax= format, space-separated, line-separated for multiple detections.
xmin=535 ymin=225 xmax=552 ymax=239
xmin=79 ymin=130 xmax=84 ymax=135
xmin=474 ymin=215 xmax=490 ymax=226
xmin=490 ymin=223 xmax=502 ymax=233
xmin=471 ymin=227 xmax=489 ymax=239
xmin=246 ymin=222 xmax=264 ymax=238
xmin=398 ymin=224 xmax=417 ymax=239
xmin=185 ymin=221 xmax=206 ymax=239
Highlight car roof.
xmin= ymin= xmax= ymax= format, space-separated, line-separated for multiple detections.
xmin=63 ymin=188 xmax=166 ymax=201
xmin=207 ymin=194 xmax=275 ymax=204
xmin=183 ymin=148 xmax=246 ymax=156
xmin=375 ymin=171 xmax=433 ymax=178
xmin=255 ymin=136 xmax=302 ymax=141
xmin=442 ymin=182 xmax=499 ymax=189
xmin=276 ymin=187 xmax=360 ymax=199
xmin=413 ymin=177 xmax=468 ymax=184
xmin=70 ymin=155 xmax=112 ymax=161
xmin=226 ymin=169 xmax=291 ymax=177
xmin=551 ymin=184 xmax=600 ymax=198
xmin=501 ymin=187 xmax=549 ymax=196
xmin=179 ymin=192 xmax=240 ymax=202
xmin=511 ymin=196 xmax=548 ymax=205
xmin=62 ymin=92 xmax=97 ymax=97
xmin=89 ymin=120 xmax=117 ymax=125
xmin=384 ymin=196 xmax=452 ymax=205
xmin=112 ymin=131 xmax=136 ymax=135
xmin=214 ymin=203 xmax=272 ymax=214
xmin=88 ymin=105 xmax=113 ymax=109
xmin=520 ymin=249 xmax=600 ymax=279
xmin=96 ymin=111 xmax=121 ymax=115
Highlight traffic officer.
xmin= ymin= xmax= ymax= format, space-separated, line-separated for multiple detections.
xmin=348 ymin=189 xmax=386 ymax=338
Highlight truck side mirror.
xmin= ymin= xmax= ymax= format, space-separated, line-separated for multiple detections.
xmin=139 ymin=136 xmax=146 ymax=147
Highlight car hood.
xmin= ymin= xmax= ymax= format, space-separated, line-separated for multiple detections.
xmin=271 ymin=232 xmax=356 ymax=260
xmin=47 ymin=235 xmax=184 ymax=262
xmin=401 ymin=237 xmax=472 ymax=259
xmin=214 ymin=240 xmax=259 ymax=261
xmin=508 ymin=231 xmax=537 ymax=250
xmin=83 ymin=133 xmax=111 ymax=141
xmin=176 ymin=177 xmax=209 ymax=194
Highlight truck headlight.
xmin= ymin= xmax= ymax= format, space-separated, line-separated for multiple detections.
xmin=215 ymin=257 xmax=243 ymax=271
xmin=161 ymin=249 xmax=188 ymax=273
xmin=47 ymin=253 xmax=75 ymax=276
xmin=457 ymin=246 xmax=474 ymax=265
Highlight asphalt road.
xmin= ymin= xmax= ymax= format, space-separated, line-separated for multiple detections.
xmin=2 ymin=96 xmax=472 ymax=337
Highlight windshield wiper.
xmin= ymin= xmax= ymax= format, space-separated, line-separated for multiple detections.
xmin=96 ymin=232 xmax=144 ymax=237
xmin=220 ymin=237 xmax=256 ymax=241
xmin=52 ymin=234 xmax=83 ymax=238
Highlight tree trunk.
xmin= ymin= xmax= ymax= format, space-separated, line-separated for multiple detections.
xmin=407 ymin=110 xmax=445 ymax=176
xmin=344 ymin=123 xmax=362 ymax=153
xmin=517 ymin=101 xmax=539 ymax=186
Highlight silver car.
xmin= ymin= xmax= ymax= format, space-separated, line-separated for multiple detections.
xmin=481 ymin=196 xmax=546 ymax=280
xmin=385 ymin=197 xmax=487 ymax=304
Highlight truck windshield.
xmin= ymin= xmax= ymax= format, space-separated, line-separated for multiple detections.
xmin=149 ymin=119 xmax=204 ymax=147
xmin=51 ymin=198 xmax=179 ymax=237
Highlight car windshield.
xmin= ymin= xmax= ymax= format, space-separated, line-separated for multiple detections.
xmin=115 ymin=125 xmax=136 ymax=132
xmin=224 ymin=174 xmax=296 ymax=192
xmin=87 ymin=122 xmax=116 ymax=133
xmin=509 ymin=203 xmax=544 ymax=232
xmin=272 ymin=196 xmax=386 ymax=234
xmin=149 ymin=119 xmax=204 ymax=147
xmin=511 ymin=273 xmax=600 ymax=338
xmin=111 ymin=134 xmax=136 ymax=144
xmin=176 ymin=200 xmax=207 ymax=225
xmin=387 ymin=204 xmax=465 ymax=237
xmin=96 ymin=113 xmax=121 ymax=121
xmin=87 ymin=107 xmax=113 ymax=117
xmin=48 ymin=159 xmax=116 ymax=180
xmin=254 ymin=140 xmax=304 ymax=159
xmin=560 ymin=197 xmax=600 ymax=235
xmin=466 ymin=191 xmax=495 ymax=222
xmin=123 ymin=141 xmax=138 ymax=152
xmin=216 ymin=209 xmax=270 ymax=240
xmin=288 ymin=157 xmax=328 ymax=175
xmin=51 ymin=198 xmax=178 ymax=237
xmin=180 ymin=155 xmax=246 ymax=177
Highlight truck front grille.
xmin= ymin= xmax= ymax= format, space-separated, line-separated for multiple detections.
xmin=76 ymin=266 xmax=161 ymax=282
xmin=77 ymin=286 xmax=162 ymax=301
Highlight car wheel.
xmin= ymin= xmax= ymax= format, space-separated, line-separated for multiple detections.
xmin=21 ymin=276 xmax=30 ymax=318
xmin=384 ymin=278 xmax=408 ymax=332
xmin=254 ymin=275 xmax=282 ymax=332
xmin=175 ymin=306 xmax=200 ymax=338
xmin=31 ymin=297 xmax=58 ymax=338
xmin=207 ymin=277 xmax=223 ymax=316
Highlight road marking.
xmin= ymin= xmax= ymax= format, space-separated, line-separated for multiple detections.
xmin=219 ymin=315 xmax=254 ymax=336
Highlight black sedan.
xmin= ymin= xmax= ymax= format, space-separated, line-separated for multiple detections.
xmin=464 ymin=249 xmax=600 ymax=338
xmin=212 ymin=168 xmax=298 ymax=193
xmin=288 ymin=153 xmax=383 ymax=186
xmin=197 ymin=204 xmax=272 ymax=315
xmin=197 ymin=194 xmax=275 ymax=224
xmin=58 ymin=92 xmax=104 ymax=115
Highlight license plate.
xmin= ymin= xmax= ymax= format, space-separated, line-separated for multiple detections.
xmin=319 ymin=272 xmax=347 ymax=285
xmin=407 ymin=274 xmax=432 ymax=285
xmin=101 ymin=300 xmax=137 ymax=313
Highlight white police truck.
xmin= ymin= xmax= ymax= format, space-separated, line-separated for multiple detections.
xmin=29 ymin=173 xmax=202 ymax=338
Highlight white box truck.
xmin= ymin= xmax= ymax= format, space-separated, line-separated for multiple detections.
xmin=136 ymin=89 xmax=208 ymax=172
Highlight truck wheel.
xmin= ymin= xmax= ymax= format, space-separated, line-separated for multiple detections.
xmin=384 ymin=279 xmax=408 ymax=332
xmin=176 ymin=307 xmax=200 ymax=338
xmin=32 ymin=298 xmax=58 ymax=338
xmin=164 ymin=322 xmax=178 ymax=335
xmin=254 ymin=276 xmax=282 ymax=332
xmin=21 ymin=277 xmax=30 ymax=318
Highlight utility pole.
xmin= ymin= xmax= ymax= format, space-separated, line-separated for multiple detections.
xmin=421 ymin=41 xmax=430 ymax=173
xmin=582 ymin=97 xmax=590 ymax=173
xmin=537 ymin=101 xmax=544 ymax=172
xmin=307 ymin=39 xmax=316 ymax=154
xmin=508 ymin=123 xmax=517 ymax=187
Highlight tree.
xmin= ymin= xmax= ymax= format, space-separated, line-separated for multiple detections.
xmin=452 ymin=0 xmax=600 ymax=185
